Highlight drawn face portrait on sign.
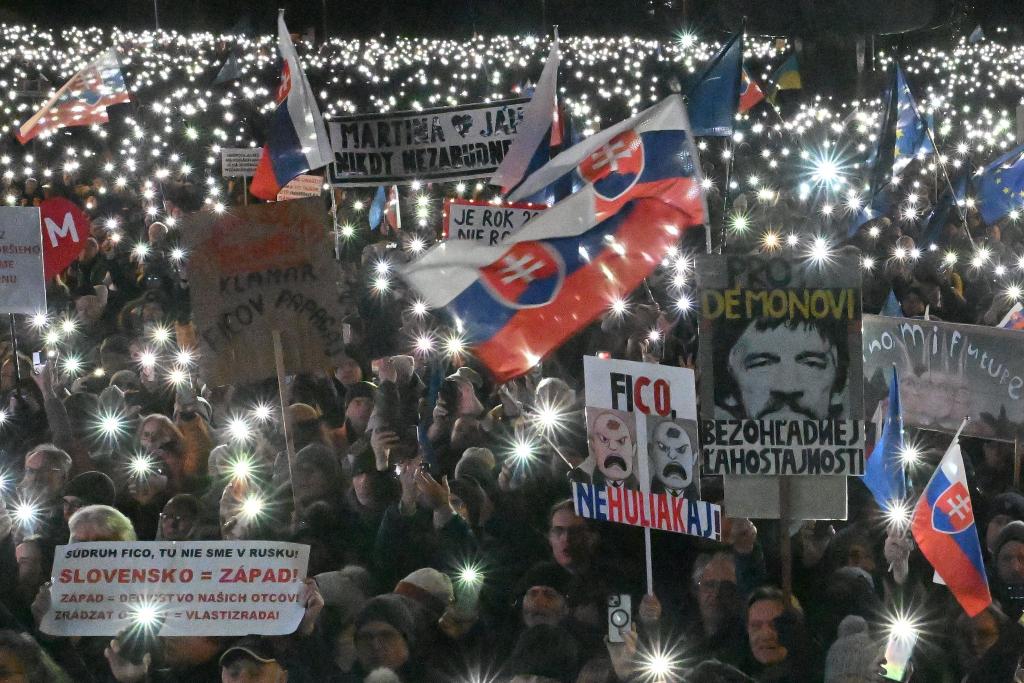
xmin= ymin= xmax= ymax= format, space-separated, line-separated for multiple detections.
xmin=647 ymin=417 xmax=699 ymax=496
xmin=585 ymin=408 xmax=637 ymax=486
xmin=714 ymin=317 xmax=849 ymax=420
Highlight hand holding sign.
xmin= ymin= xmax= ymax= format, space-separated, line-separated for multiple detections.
xmin=39 ymin=197 xmax=89 ymax=280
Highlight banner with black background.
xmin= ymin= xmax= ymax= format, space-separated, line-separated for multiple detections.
xmin=327 ymin=98 xmax=528 ymax=186
xmin=695 ymin=249 xmax=865 ymax=476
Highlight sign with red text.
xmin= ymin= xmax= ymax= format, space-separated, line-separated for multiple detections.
xmin=572 ymin=482 xmax=721 ymax=540
xmin=276 ymin=174 xmax=323 ymax=201
xmin=571 ymin=356 xmax=718 ymax=537
xmin=182 ymin=198 xmax=349 ymax=384
xmin=0 ymin=207 xmax=45 ymax=314
xmin=41 ymin=541 xmax=310 ymax=637
xmin=442 ymin=198 xmax=546 ymax=245
xmin=39 ymin=197 xmax=89 ymax=280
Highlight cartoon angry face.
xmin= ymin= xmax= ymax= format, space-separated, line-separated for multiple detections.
xmin=590 ymin=412 xmax=635 ymax=481
xmin=649 ymin=420 xmax=695 ymax=490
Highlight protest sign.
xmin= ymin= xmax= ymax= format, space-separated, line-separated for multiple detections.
xmin=571 ymin=356 xmax=720 ymax=540
xmin=695 ymin=250 xmax=865 ymax=476
xmin=276 ymin=174 xmax=323 ymax=201
xmin=221 ymin=147 xmax=261 ymax=177
xmin=863 ymin=314 xmax=1024 ymax=441
xmin=39 ymin=197 xmax=89 ymax=280
xmin=571 ymin=482 xmax=721 ymax=540
xmin=41 ymin=541 xmax=309 ymax=637
xmin=0 ymin=207 xmax=45 ymax=314
xmin=182 ymin=198 xmax=348 ymax=385
xmin=326 ymin=98 xmax=529 ymax=186
xmin=442 ymin=198 xmax=546 ymax=245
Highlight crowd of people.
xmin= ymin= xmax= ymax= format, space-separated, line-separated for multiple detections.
xmin=3 ymin=16 xmax=1024 ymax=683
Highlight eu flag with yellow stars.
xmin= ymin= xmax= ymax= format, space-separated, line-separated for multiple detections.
xmin=894 ymin=65 xmax=934 ymax=165
xmin=978 ymin=143 xmax=1024 ymax=225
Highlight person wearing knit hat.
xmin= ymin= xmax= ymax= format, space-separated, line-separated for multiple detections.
xmin=992 ymin=520 xmax=1024 ymax=618
xmin=354 ymin=595 xmax=417 ymax=674
xmin=516 ymin=561 xmax=573 ymax=628
xmin=316 ymin=565 xmax=372 ymax=625
xmin=985 ymin=491 xmax=1024 ymax=556
xmin=61 ymin=472 xmax=116 ymax=522
xmin=454 ymin=446 xmax=496 ymax=484
xmin=394 ymin=567 xmax=454 ymax=621
xmin=824 ymin=615 xmax=882 ymax=683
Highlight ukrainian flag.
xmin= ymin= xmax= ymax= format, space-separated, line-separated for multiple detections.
xmin=767 ymin=53 xmax=801 ymax=102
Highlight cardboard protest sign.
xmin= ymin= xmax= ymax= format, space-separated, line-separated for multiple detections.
xmin=276 ymin=174 xmax=323 ymax=201
xmin=442 ymin=198 xmax=546 ymax=245
xmin=182 ymin=198 xmax=348 ymax=385
xmin=327 ymin=98 xmax=529 ymax=186
xmin=695 ymin=250 xmax=865 ymax=477
xmin=863 ymin=314 xmax=1024 ymax=441
xmin=39 ymin=197 xmax=89 ymax=280
xmin=42 ymin=541 xmax=309 ymax=637
xmin=571 ymin=356 xmax=720 ymax=541
xmin=221 ymin=148 xmax=261 ymax=177
xmin=0 ymin=207 xmax=45 ymax=314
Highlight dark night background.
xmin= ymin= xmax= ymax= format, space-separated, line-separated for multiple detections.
xmin=1 ymin=0 xmax=1021 ymax=37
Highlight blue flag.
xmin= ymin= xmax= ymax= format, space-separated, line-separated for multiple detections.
xmin=213 ymin=51 xmax=244 ymax=85
xmin=863 ymin=368 xmax=908 ymax=509
xmin=880 ymin=290 xmax=903 ymax=317
xmin=969 ymin=25 xmax=985 ymax=43
xmin=921 ymin=161 xmax=971 ymax=247
xmin=978 ymin=143 xmax=1024 ymax=225
xmin=848 ymin=65 xmax=901 ymax=237
xmin=368 ymin=185 xmax=386 ymax=231
xmin=894 ymin=66 xmax=934 ymax=164
xmin=686 ymin=33 xmax=742 ymax=137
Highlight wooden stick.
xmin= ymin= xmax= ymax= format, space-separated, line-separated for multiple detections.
xmin=644 ymin=527 xmax=654 ymax=596
xmin=778 ymin=477 xmax=793 ymax=602
xmin=272 ymin=330 xmax=299 ymax=514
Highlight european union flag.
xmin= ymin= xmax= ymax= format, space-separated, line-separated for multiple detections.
xmin=848 ymin=65 xmax=900 ymax=237
xmin=978 ymin=142 xmax=1024 ymax=225
xmin=894 ymin=66 xmax=934 ymax=164
xmin=686 ymin=33 xmax=742 ymax=137
xmin=863 ymin=368 xmax=909 ymax=509
xmin=921 ymin=161 xmax=971 ymax=247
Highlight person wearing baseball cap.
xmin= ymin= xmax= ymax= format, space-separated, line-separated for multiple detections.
xmin=219 ymin=637 xmax=287 ymax=683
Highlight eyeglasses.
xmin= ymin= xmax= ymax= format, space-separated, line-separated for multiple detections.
xmin=23 ymin=466 xmax=62 ymax=479
xmin=159 ymin=513 xmax=193 ymax=524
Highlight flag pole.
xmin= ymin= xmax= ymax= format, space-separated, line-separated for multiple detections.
xmin=272 ymin=330 xmax=301 ymax=515
xmin=904 ymin=84 xmax=976 ymax=248
xmin=8 ymin=314 xmax=21 ymax=390
xmin=720 ymin=138 xmax=735 ymax=250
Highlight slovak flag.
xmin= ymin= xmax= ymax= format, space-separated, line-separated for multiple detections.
xmin=402 ymin=95 xmax=707 ymax=382
xmin=17 ymin=48 xmax=131 ymax=144
xmin=490 ymin=36 xmax=561 ymax=199
xmin=250 ymin=11 xmax=333 ymax=201
xmin=739 ymin=67 xmax=766 ymax=113
xmin=911 ymin=439 xmax=992 ymax=616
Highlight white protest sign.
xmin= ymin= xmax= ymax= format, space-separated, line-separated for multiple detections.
xmin=42 ymin=541 xmax=309 ymax=637
xmin=0 ymin=207 xmax=45 ymax=314
xmin=572 ymin=356 xmax=720 ymax=541
xmin=276 ymin=174 xmax=323 ymax=201
xmin=221 ymin=148 xmax=262 ymax=177
xmin=442 ymin=198 xmax=546 ymax=246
